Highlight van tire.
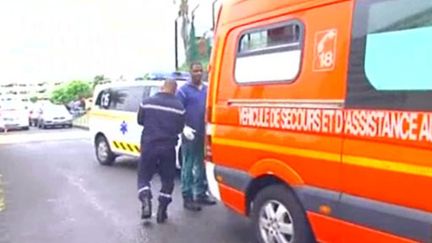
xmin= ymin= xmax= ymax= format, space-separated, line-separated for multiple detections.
xmin=95 ymin=135 xmax=116 ymax=166
xmin=252 ymin=185 xmax=315 ymax=243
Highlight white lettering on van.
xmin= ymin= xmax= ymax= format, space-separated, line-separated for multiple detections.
xmin=271 ymin=108 xmax=281 ymax=129
xmin=335 ymin=110 xmax=344 ymax=134
xmin=238 ymin=107 xmax=431 ymax=145
xmin=419 ymin=114 xmax=432 ymax=142
xmin=239 ymin=107 xmax=249 ymax=126
xmin=401 ymin=112 xmax=418 ymax=141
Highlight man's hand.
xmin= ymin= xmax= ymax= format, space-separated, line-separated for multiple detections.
xmin=183 ymin=126 xmax=196 ymax=141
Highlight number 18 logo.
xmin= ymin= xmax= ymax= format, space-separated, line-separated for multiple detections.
xmin=313 ymin=29 xmax=337 ymax=72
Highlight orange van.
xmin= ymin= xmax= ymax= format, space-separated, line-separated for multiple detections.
xmin=205 ymin=0 xmax=432 ymax=242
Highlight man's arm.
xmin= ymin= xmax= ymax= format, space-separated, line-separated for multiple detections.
xmin=137 ymin=99 xmax=147 ymax=126
xmin=175 ymin=111 xmax=186 ymax=135
xmin=175 ymin=87 xmax=187 ymax=107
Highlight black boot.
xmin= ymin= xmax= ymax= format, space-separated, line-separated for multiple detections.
xmin=156 ymin=204 xmax=168 ymax=223
xmin=183 ymin=198 xmax=202 ymax=211
xmin=139 ymin=190 xmax=152 ymax=219
xmin=157 ymin=196 xmax=171 ymax=224
xmin=195 ymin=194 xmax=216 ymax=206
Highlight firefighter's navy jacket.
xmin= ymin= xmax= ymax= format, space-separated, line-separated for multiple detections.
xmin=137 ymin=92 xmax=185 ymax=148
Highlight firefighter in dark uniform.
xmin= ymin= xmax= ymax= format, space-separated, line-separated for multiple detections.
xmin=137 ymin=79 xmax=185 ymax=223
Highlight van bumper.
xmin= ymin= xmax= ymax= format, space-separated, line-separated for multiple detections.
xmin=205 ymin=161 xmax=221 ymax=200
xmin=206 ymin=162 xmax=252 ymax=215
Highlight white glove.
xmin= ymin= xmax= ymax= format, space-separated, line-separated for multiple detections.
xmin=183 ymin=126 xmax=196 ymax=141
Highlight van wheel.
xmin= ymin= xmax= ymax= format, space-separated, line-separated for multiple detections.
xmin=252 ymin=185 xmax=315 ymax=243
xmin=95 ymin=136 xmax=115 ymax=166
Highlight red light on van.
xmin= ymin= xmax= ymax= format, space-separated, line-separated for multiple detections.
xmin=205 ymin=105 xmax=212 ymax=123
xmin=205 ymin=123 xmax=214 ymax=162
xmin=205 ymin=134 xmax=213 ymax=162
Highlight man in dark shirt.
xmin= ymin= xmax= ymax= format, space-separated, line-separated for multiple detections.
xmin=137 ymin=80 xmax=185 ymax=223
xmin=176 ymin=62 xmax=216 ymax=211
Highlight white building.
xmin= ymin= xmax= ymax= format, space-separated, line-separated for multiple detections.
xmin=0 ymin=81 xmax=65 ymax=102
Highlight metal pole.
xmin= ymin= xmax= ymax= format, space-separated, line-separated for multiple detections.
xmin=212 ymin=0 xmax=217 ymax=29
xmin=174 ymin=18 xmax=179 ymax=70
xmin=192 ymin=4 xmax=200 ymax=20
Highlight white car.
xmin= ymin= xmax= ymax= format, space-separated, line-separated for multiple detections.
xmin=89 ymin=80 xmax=186 ymax=168
xmin=37 ymin=105 xmax=73 ymax=129
xmin=0 ymin=102 xmax=29 ymax=131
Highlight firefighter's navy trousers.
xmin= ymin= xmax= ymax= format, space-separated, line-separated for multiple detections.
xmin=137 ymin=143 xmax=176 ymax=204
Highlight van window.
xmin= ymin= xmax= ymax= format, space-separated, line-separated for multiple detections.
xmin=347 ymin=0 xmax=432 ymax=111
xmin=141 ymin=85 xmax=161 ymax=101
xmin=148 ymin=86 xmax=161 ymax=97
xmin=110 ymin=86 xmax=145 ymax=112
xmin=235 ymin=21 xmax=303 ymax=84
xmin=95 ymin=89 xmax=111 ymax=109
xmin=94 ymin=86 xmax=145 ymax=112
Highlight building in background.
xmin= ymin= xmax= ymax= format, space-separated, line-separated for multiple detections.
xmin=0 ymin=81 xmax=65 ymax=103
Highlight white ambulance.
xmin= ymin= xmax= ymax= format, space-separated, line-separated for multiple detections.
xmin=89 ymin=79 xmax=186 ymax=167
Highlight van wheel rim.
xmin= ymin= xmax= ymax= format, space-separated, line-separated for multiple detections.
xmin=259 ymin=200 xmax=294 ymax=243
xmin=97 ymin=141 xmax=108 ymax=161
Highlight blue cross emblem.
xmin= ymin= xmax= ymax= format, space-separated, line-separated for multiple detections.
xmin=120 ymin=121 xmax=128 ymax=135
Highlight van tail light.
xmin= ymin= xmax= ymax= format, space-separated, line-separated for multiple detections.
xmin=205 ymin=135 xmax=213 ymax=162
xmin=205 ymin=123 xmax=214 ymax=162
xmin=206 ymin=104 xmax=212 ymax=123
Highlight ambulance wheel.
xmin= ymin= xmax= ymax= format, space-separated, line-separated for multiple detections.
xmin=95 ymin=135 xmax=115 ymax=166
xmin=252 ymin=185 xmax=315 ymax=243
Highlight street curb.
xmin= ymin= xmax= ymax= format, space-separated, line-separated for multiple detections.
xmin=72 ymin=113 xmax=90 ymax=131
xmin=73 ymin=125 xmax=89 ymax=131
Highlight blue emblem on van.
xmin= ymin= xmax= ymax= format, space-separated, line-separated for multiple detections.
xmin=120 ymin=121 xmax=128 ymax=135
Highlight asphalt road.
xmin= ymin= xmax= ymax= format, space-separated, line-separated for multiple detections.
xmin=0 ymin=128 xmax=252 ymax=243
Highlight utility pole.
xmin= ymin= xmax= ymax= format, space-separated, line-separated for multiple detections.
xmin=212 ymin=0 xmax=218 ymax=29
xmin=191 ymin=4 xmax=200 ymax=21
xmin=175 ymin=17 xmax=179 ymax=70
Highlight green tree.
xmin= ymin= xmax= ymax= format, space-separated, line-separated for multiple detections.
xmin=51 ymin=80 xmax=92 ymax=105
xmin=51 ymin=87 xmax=71 ymax=105
xmin=29 ymin=96 xmax=38 ymax=103
xmin=93 ymin=75 xmax=105 ymax=89
xmin=187 ymin=20 xmax=199 ymax=65
xmin=67 ymin=80 xmax=92 ymax=98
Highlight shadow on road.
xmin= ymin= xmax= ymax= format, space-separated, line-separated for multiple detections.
xmin=112 ymin=157 xmax=139 ymax=170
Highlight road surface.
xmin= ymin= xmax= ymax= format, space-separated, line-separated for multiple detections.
xmin=0 ymin=128 xmax=252 ymax=243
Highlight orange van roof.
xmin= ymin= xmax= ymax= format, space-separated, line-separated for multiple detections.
xmin=220 ymin=0 xmax=340 ymax=25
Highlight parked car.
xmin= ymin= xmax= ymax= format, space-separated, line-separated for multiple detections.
xmin=37 ymin=105 xmax=73 ymax=129
xmin=0 ymin=102 xmax=29 ymax=131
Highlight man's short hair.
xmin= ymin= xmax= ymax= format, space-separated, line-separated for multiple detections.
xmin=162 ymin=79 xmax=178 ymax=93
xmin=190 ymin=61 xmax=203 ymax=70
xmin=164 ymin=79 xmax=177 ymax=87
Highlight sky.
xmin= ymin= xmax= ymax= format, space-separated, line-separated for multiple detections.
xmin=0 ymin=0 xmax=187 ymax=84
